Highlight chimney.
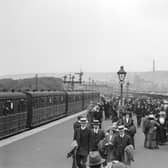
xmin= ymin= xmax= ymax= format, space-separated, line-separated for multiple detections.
xmin=153 ymin=60 xmax=155 ymax=72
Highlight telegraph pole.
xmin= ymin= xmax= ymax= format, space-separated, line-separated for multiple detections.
xmin=63 ymin=70 xmax=84 ymax=90
xmin=153 ymin=59 xmax=155 ymax=72
xmin=88 ymin=77 xmax=91 ymax=90
xmin=71 ymin=75 xmax=75 ymax=90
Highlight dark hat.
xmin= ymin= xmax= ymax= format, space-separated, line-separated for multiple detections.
xmin=92 ymin=120 xmax=100 ymax=125
xmin=86 ymin=151 xmax=105 ymax=166
xmin=79 ymin=117 xmax=88 ymax=124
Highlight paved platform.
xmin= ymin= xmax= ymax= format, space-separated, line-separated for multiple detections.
xmin=0 ymin=113 xmax=168 ymax=168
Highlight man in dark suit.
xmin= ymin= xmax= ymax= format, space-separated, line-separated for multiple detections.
xmin=122 ymin=112 xmax=132 ymax=129
xmin=122 ymin=112 xmax=136 ymax=149
xmin=135 ymin=103 xmax=143 ymax=127
xmin=113 ymin=125 xmax=132 ymax=162
xmin=89 ymin=120 xmax=105 ymax=152
xmin=94 ymin=104 xmax=103 ymax=128
xmin=73 ymin=117 xmax=90 ymax=168
xmin=73 ymin=115 xmax=82 ymax=133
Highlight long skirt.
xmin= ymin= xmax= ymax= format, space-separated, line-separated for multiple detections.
xmin=146 ymin=132 xmax=157 ymax=149
xmin=158 ymin=126 xmax=167 ymax=144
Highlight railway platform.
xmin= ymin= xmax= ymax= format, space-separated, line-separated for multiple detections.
xmin=0 ymin=111 xmax=168 ymax=168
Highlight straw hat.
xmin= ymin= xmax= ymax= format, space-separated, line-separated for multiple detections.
xmin=117 ymin=125 xmax=127 ymax=132
xmin=92 ymin=120 xmax=100 ymax=125
xmin=79 ymin=117 xmax=88 ymax=124
xmin=148 ymin=114 xmax=155 ymax=119
xmin=158 ymin=111 xmax=166 ymax=115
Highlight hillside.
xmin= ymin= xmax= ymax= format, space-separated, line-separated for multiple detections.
xmin=1 ymin=71 xmax=168 ymax=92
xmin=1 ymin=71 xmax=168 ymax=83
xmin=0 ymin=77 xmax=64 ymax=91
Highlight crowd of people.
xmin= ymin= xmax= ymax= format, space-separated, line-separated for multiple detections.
xmin=67 ymin=95 xmax=168 ymax=168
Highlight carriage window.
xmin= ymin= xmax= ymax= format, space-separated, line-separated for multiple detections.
xmin=39 ymin=97 xmax=45 ymax=107
xmin=53 ymin=97 xmax=57 ymax=104
xmin=19 ymin=99 xmax=26 ymax=112
xmin=60 ymin=96 xmax=64 ymax=104
xmin=7 ymin=101 xmax=13 ymax=111
xmin=57 ymin=96 xmax=60 ymax=104
xmin=47 ymin=96 xmax=53 ymax=105
xmin=32 ymin=99 xmax=35 ymax=108
xmin=4 ymin=100 xmax=14 ymax=114
xmin=69 ymin=96 xmax=71 ymax=102
xmin=0 ymin=101 xmax=5 ymax=116
xmin=3 ymin=103 xmax=10 ymax=115
xmin=53 ymin=96 xmax=59 ymax=104
xmin=32 ymin=98 xmax=37 ymax=108
xmin=10 ymin=102 xmax=14 ymax=110
xmin=45 ymin=97 xmax=48 ymax=106
xmin=33 ymin=97 xmax=41 ymax=108
xmin=49 ymin=97 xmax=52 ymax=104
xmin=70 ymin=96 xmax=73 ymax=102
xmin=73 ymin=96 xmax=75 ymax=102
xmin=36 ymin=98 xmax=39 ymax=108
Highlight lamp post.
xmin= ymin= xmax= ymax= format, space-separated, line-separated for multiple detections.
xmin=117 ymin=66 xmax=127 ymax=107
xmin=89 ymin=77 xmax=91 ymax=90
xmin=92 ymin=80 xmax=94 ymax=90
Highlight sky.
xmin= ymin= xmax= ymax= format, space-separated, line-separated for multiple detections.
xmin=0 ymin=0 xmax=168 ymax=75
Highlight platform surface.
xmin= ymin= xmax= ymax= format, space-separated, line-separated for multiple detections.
xmin=0 ymin=114 xmax=168 ymax=168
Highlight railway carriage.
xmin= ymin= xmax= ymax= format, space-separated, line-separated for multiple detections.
xmin=26 ymin=91 xmax=66 ymax=127
xmin=83 ymin=91 xmax=96 ymax=109
xmin=66 ymin=91 xmax=84 ymax=115
xmin=0 ymin=90 xmax=100 ymax=139
xmin=0 ymin=92 xmax=28 ymax=139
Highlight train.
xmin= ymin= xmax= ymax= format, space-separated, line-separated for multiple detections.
xmin=0 ymin=90 xmax=100 ymax=139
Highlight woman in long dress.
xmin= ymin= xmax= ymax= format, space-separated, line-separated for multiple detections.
xmin=146 ymin=114 xmax=160 ymax=149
